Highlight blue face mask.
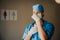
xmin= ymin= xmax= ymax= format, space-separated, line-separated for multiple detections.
xmin=37 ymin=13 xmax=42 ymax=19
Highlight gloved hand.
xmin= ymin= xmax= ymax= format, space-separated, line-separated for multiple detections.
xmin=31 ymin=14 xmax=40 ymax=22
xmin=28 ymin=25 xmax=38 ymax=36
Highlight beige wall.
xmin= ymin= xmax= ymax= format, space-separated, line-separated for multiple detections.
xmin=0 ymin=0 xmax=60 ymax=40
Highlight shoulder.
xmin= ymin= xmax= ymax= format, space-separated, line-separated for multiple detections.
xmin=45 ymin=20 xmax=54 ymax=27
xmin=44 ymin=20 xmax=55 ymax=30
xmin=25 ymin=22 xmax=35 ymax=30
xmin=43 ymin=20 xmax=55 ymax=39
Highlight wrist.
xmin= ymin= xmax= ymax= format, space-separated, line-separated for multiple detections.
xmin=36 ymin=19 xmax=43 ymax=24
xmin=28 ymin=33 xmax=32 ymax=36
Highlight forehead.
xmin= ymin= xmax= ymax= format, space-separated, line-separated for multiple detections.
xmin=33 ymin=10 xmax=41 ymax=13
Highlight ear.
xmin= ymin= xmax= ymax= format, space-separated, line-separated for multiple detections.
xmin=41 ymin=12 xmax=44 ymax=17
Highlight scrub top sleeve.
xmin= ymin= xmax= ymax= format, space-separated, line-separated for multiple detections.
xmin=22 ymin=24 xmax=30 ymax=40
xmin=46 ymin=23 xmax=55 ymax=39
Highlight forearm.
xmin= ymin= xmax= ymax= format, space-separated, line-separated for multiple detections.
xmin=24 ymin=34 xmax=31 ymax=40
xmin=36 ymin=21 xmax=48 ymax=40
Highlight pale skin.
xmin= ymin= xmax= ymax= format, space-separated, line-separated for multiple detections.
xmin=24 ymin=11 xmax=48 ymax=40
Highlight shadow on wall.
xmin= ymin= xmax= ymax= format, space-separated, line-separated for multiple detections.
xmin=0 ymin=34 xmax=2 ymax=40
xmin=49 ymin=0 xmax=60 ymax=40
xmin=50 ymin=0 xmax=60 ymax=40
xmin=55 ymin=4 xmax=60 ymax=40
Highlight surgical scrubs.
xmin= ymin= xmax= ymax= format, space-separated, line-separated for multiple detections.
xmin=22 ymin=20 xmax=55 ymax=40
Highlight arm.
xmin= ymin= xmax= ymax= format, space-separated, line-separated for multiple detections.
xmin=36 ymin=20 xmax=48 ymax=40
xmin=24 ymin=35 xmax=31 ymax=40
xmin=22 ymin=24 xmax=31 ymax=40
xmin=24 ymin=25 xmax=38 ymax=40
xmin=31 ymin=14 xmax=48 ymax=40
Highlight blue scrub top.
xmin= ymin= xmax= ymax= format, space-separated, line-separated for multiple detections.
xmin=22 ymin=20 xmax=55 ymax=40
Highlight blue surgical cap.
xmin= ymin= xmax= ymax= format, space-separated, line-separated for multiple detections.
xmin=33 ymin=4 xmax=44 ymax=12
